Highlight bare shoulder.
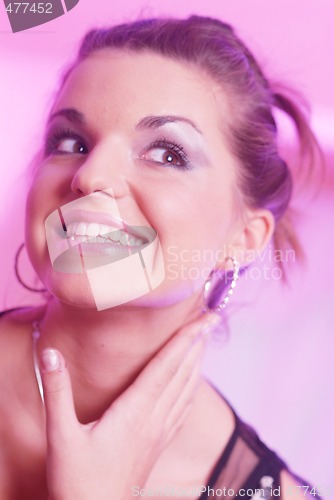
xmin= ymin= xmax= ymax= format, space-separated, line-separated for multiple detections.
xmin=0 ymin=306 xmax=47 ymax=498
xmin=0 ymin=304 xmax=48 ymax=383
xmin=280 ymin=469 xmax=319 ymax=500
xmin=0 ymin=308 xmax=34 ymax=496
xmin=0 ymin=306 xmax=42 ymax=372
xmin=0 ymin=304 xmax=48 ymax=417
xmin=0 ymin=304 xmax=46 ymax=328
xmin=0 ymin=305 xmax=43 ymax=410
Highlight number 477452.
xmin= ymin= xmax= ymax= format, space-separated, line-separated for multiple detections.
xmin=6 ymin=3 xmax=52 ymax=14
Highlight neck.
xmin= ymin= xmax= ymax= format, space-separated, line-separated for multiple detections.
xmin=37 ymin=295 xmax=202 ymax=424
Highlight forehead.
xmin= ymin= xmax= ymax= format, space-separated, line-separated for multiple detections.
xmin=53 ymin=49 xmax=229 ymax=133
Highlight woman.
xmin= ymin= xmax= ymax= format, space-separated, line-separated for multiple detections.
xmin=0 ymin=15 xmax=321 ymax=500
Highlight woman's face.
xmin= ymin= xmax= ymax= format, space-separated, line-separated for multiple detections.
xmin=25 ymin=49 xmax=243 ymax=310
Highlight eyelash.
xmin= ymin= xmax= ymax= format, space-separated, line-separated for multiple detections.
xmin=44 ymin=127 xmax=87 ymax=156
xmin=44 ymin=128 xmax=190 ymax=170
xmin=144 ymin=139 xmax=190 ymax=170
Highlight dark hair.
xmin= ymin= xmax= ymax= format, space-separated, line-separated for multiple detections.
xmin=54 ymin=15 xmax=321 ymax=278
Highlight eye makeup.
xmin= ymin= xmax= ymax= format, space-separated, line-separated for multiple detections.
xmin=141 ymin=137 xmax=190 ymax=170
xmin=43 ymin=126 xmax=88 ymax=157
xmin=136 ymin=121 xmax=210 ymax=170
xmin=42 ymin=118 xmax=210 ymax=171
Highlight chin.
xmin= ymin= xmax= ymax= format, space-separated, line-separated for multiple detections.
xmin=123 ymin=277 xmax=202 ymax=309
xmin=43 ymin=270 xmax=98 ymax=309
xmin=43 ymin=266 xmax=197 ymax=312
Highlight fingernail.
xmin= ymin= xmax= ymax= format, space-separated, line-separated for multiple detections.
xmin=41 ymin=349 xmax=61 ymax=372
xmin=201 ymin=313 xmax=221 ymax=337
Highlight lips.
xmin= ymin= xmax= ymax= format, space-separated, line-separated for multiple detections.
xmin=46 ymin=206 xmax=158 ymax=273
xmin=60 ymin=209 xmax=156 ymax=247
xmin=66 ymin=222 xmax=146 ymax=248
xmin=45 ymin=192 xmax=165 ymax=306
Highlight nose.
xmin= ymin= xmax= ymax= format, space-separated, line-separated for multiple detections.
xmin=70 ymin=140 xmax=130 ymax=198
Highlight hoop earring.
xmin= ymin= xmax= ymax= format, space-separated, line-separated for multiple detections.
xmin=14 ymin=243 xmax=47 ymax=293
xmin=202 ymin=257 xmax=240 ymax=313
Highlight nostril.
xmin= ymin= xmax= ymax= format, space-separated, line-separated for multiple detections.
xmin=69 ymin=154 xmax=131 ymax=198
xmin=70 ymin=169 xmax=97 ymax=196
xmin=70 ymin=177 xmax=84 ymax=196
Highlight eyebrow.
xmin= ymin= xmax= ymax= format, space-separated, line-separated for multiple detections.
xmin=136 ymin=115 xmax=202 ymax=134
xmin=47 ymin=108 xmax=85 ymax=125
xmin=47 ymin=109 xmax=202 ymax=135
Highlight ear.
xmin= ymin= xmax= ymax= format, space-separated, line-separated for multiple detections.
xmin=228 ymin=208 xmax=275 ymax=266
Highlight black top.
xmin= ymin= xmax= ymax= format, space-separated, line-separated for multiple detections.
xmin=200 ymin=389 xmax=287 ymax=499
xmin=1 ymin=308 xmax=321 ymax=499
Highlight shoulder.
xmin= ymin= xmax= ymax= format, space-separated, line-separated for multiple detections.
xmin=0 ymin=303 xmax=47 ymax=373
xmin=0 ymin=306 xmax=47 ymax=497
xmin=0 ymin=305 xmax=44 ymax=371
xmin=0 ymin=305 xmax=42 ymax=413
xmin=0 ymin=304 xmax=47 ymax=423
xmin=0 ymin=304 xmax=46 ymax=326
xmin=280 ymin=469 xmax=320 ymax=500
xmin=0 ymin=305 xmax=46 ymax=348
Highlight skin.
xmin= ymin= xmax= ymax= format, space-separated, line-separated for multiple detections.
xmin=25 ymin=49 xmax=275 ymax=426
xmin=0 ymin=49 xmax=307 ymax=499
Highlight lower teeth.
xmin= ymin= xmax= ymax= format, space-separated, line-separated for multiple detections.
xmin=68 ymin=235 xmax=141 ymax=247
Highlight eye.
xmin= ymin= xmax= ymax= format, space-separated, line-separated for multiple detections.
xmin=142 ymin=140 xmax=189 ymax=169
xmin=44 ymin=128 xmax=88 ymax=156
xmin=56 ymin=138 xmax=87 ymax=155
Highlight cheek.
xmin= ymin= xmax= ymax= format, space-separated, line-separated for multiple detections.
xmin=142 ymin=178 xmax=233 ymax=247
xmin=24 ymin=186 xmax=47 ymax=278
xmin=25 ymin=166 xmax=71 ymax=237
xmin=140 ymin=183 xmax=234 ymax=294
xmin=24 ymin=170 xmax=65 ymax=277
xmin=25 ymin=183 xmax=44 ymax=241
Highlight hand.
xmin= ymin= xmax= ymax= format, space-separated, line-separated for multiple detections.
xmin=40 ymin=313 xmax=220 ymax=500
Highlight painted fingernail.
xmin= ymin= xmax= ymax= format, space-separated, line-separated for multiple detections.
xmin=41 ymin=349 xmax=61 ymax=372
xmin=201 ymin=314 xmax=221 ymax=337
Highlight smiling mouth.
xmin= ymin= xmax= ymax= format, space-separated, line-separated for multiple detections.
xmin=65 ymin=221 xmax=149 ymax=248
xmin=51 ymin=220 xmax=156 ymax=273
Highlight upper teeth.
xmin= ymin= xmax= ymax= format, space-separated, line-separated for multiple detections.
xmin=65 ymin=222 xmax=146 ymax=247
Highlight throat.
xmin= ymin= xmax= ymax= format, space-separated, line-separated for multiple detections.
xmin=34 ymin=295 xmax=202 ymax=424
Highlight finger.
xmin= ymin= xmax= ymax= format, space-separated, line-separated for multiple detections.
xmin=163 ymin=354 xmax=204 ymax=437
xmin=112 ymin=313 xmax=220 ymax=417
xmin=154 ymin=333 xmax=206 ymax=429
xmin=151 ymin=341 xmax=205 ymax=449
xmin=40 ymin=348 xmax=78 ymax=444
xmin=135 ymin=313 xmax=219 ymax=398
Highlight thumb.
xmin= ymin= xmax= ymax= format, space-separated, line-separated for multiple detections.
xmin=40 ymin=348 xmax=78 ymax=443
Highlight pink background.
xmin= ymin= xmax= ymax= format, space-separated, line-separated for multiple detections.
xmin=1 ymin=0 xmax=333 ymax=494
